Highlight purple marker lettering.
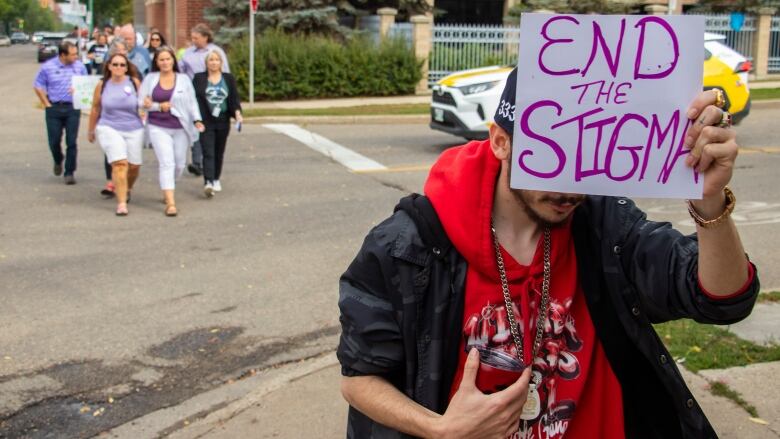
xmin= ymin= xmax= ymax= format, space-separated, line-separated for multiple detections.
xmin=578 ymin=115 xmax=616 ymax=181
xmin=570 ymin=81 xmax=603 ymax=105
xmin=614 ymin=82 xmax=632 ymax=104
xmin=539 ymin=16 xmax=581 ymax=76
xmin=581 ymin=18 xmax=626 ymax=78
xmin=639 ymin=111 xmax=679 ymax=181
xmin=550 ymin=107 xmax=611 ymax=182
xmin=633 ymin=17 xmax=679 ymax=80
xmin=518 ymin=100 xmax=567 ymax=178
xmin=604 ymin=113 xmax=648 ymax=181
xmin=596 ymin=81 xmax=615 ymax=105
xmin=658 ymin=118 xmax=694 ymax=184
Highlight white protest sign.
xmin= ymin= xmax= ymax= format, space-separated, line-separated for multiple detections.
xmin=72 ymin=75 xmax=102 ymax=110
xmin=511 ymin=14 xmax=704 ymax=199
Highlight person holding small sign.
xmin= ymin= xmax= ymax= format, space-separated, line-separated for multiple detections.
xmin=33 ymin=41 xmax=87 ymax=185
xmin=337 ymin=14 xmax=758 ymax=439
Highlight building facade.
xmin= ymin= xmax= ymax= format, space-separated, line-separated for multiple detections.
xmin=140 ymin=0 xmax=213 ymax=49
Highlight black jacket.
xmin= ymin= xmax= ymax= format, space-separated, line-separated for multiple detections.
xmin=337 ymin=194 xmax=759 ymax=439
xmin=192 ymin=72 xmax=242 ymax=128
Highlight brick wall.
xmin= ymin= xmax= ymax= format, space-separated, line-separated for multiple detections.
xmin=175 ymin=0 xmax=214 ymax=49
xmin=144 ymin=0 xmax=166 ymax=38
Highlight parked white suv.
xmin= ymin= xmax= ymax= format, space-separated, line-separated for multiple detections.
xmin=430 ymin=66 xmax=513 ymax=140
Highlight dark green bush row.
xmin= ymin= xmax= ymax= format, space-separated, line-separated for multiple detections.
xmin=229 ymin=31 xmax=423 ymax=101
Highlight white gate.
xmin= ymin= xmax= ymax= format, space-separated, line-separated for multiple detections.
xmin=429 ymin=24 xmax=520 ymax=86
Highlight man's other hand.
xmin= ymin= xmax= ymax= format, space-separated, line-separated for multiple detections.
xmin=435 ymin=348 xmax=532 ymax=439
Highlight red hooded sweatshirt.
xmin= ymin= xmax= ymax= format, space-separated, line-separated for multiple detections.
xmin=424 ymin=140 xmax=625 ymax=439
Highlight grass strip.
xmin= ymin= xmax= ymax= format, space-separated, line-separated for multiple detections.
xmin=757 ymin=291 xmax=780 ymax=303
xmin=243 ymin=103 xmax=430 ymax=118
xmin=751 ymin=87 xmax=780 ymax=101
xmin=709 ymin=381 xmax=759 ymax=417
xmin=654 ymin=319 xmax=780 ymax=373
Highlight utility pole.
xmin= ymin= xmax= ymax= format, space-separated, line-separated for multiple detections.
xmin=88 ymin=0 xmax=94 ymax=32
xmin=249 ymin=0 xmax=257 ymax=104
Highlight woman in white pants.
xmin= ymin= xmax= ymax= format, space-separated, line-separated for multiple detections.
xmin=87 ymin=53 xmax=143 ymax=216
xmin=139 ymin=46 xmax=203 ymax=216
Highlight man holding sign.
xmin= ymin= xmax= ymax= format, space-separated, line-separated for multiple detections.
xmin=337 ymin=14 xmax=758 ymax=439
xmin=33 ymin=41 xmax=88 ymax=184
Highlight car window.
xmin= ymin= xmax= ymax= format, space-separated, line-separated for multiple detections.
xmin=705 ymin=48 xmax=712 ymax=61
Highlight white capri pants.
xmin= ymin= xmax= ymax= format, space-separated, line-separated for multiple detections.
xmin=96 ymin=125 xmax=145 ymax=164
xmin=148 ymin=125 xmax=190 ymax=190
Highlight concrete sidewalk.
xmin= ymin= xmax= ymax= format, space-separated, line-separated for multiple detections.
xmin=103 ymin=303 xmax=780 ymax=438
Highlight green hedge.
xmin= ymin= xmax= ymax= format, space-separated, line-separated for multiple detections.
xmin=229 ymin=31 xmax=423 ymax=101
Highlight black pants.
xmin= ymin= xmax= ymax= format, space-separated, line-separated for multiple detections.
xmin=200 ymin=125 xmax=230 ymax=183
xmin=45 ymin=104 xmax=80 ymax=176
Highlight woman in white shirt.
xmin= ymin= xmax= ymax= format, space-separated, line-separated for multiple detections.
xmin=139 ymin=46 xmax=204 ymax=216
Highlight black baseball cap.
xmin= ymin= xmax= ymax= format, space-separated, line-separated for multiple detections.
xmin=494 ymin=67 xmax=518 ymax=137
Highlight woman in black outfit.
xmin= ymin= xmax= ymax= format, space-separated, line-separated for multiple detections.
xmin=192 ymin=50 xmax=242 ymax=198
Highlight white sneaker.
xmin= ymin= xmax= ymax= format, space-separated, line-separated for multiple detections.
xmin=213 ymin=180 xmax=222 ymax=192
xmin=204 ymin=182 xmax=214 ymax=198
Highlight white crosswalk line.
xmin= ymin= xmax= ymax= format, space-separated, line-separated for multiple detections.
xmin=263 ymin=123 xmax=387 ymax=172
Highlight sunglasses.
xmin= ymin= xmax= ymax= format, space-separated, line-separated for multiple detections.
xmin=111 ymin=63 xmax=127 ymax=67
xmin=151 ymin=37 xmax=161 ymax=41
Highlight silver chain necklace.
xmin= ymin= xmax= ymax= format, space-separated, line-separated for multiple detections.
xmin=490 ymin=220 xmax=551 ymax=389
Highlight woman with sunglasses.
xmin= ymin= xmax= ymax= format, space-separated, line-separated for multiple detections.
xmin=146 ymin=31 xmax=166 ymax=52
xmin=87 ymin=54 xmax=144 ymax=216
xmin=140 ymin=46 xmax=204 ymax=216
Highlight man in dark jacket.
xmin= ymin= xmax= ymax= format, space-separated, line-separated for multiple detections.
xmin=337 ymin=68 xmax=759 ymax=439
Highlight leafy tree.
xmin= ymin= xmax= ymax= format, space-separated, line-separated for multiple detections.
xmin=507 ymin=0 xmax=635 ymax=16
xmin=205 ymin=0 xmax=434 ymax=45
xmin=1 ymin=0 xmax=62 ymax=34
xmin=206 ymin=0 xmax=349 ymax=43
xmin=91 ymin=0 xmax=132 ymax=28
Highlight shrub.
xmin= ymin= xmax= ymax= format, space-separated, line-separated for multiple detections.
xmin=228 ymin=30 xmax=423 ymax=101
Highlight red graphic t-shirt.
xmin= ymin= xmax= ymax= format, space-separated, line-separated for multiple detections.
xmin=448 ymin=222 xmax=625 ymax=439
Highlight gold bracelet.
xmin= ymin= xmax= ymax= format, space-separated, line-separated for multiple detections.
xmin=687 ymin=187 xmax=736 ymax=229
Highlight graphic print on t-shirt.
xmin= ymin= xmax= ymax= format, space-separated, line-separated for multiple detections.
xmin=462 ymin=287 xmax=583 ymax=438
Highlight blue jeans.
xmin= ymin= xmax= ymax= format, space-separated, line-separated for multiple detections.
xmin=45 ymin=103 xmax=81 ymax=176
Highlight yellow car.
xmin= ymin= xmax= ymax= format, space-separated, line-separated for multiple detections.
xmin=704 ymin=47 xmax=751 ymax=124
xmin=431 ymin=43 xmax=751 ymax=140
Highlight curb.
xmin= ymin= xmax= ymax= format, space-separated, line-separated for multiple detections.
xmin=751 ymin=99 xmax=780 ymax=106
xmin=245 ymin=114 xmax=430 ymax=125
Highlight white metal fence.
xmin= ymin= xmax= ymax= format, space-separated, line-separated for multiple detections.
xmin=429 ymin=24 xmax=520 ymax=86
xmin=697 ymin=13 xmax=757 ymax=61
xmin=771 ymin=16 xmax=780 ymax=73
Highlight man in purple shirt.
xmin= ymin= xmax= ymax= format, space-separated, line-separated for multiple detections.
xmin=179 ymin=23 xmax=230 ymax=176
xmin=33 ymin=41 xmax=88 ymax=184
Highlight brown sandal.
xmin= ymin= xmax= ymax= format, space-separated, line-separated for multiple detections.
xmin=165 ymin=205 xmax=178 ymax=217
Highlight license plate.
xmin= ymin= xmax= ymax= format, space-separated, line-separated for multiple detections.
xmin=433 ymin=108 xmax=444 ymax=122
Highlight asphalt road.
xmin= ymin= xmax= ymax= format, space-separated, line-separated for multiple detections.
xmin=1 ymin=44 xmax=779 ymax=438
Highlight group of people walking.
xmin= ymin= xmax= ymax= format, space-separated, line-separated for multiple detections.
xmin=33 ymin=23 xmax=243 ymax=217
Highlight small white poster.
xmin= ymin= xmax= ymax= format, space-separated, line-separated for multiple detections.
xmin=72 ymin=75 xmax=102 ymax=110
xmin=511 ymin=14 xmax=704 ymax=199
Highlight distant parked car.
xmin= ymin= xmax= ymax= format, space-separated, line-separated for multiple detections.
xmin=10 ymin=32 xmax=28 ymax=44
xmin=0 ymin=35 xmax=10 ymax=47
xmin=37 ymin=32 xmax=68 ymax=63
xmin=31 ymin=32 xmax=45 ymax=43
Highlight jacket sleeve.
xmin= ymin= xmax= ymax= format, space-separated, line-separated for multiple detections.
xmin=192 ymin=74 xmax=207 ymax=118
xmin=182 ymin=75 xmax=202 ymax=122
xmin=337 ymin=214 xmax=405 ymax=378
xmin=227 ymin=74 xmax=242 ymax=117
xmin=139 ymin=75 xmax=161 ymax=112
xmin=620 ymin=201 xmax=759 ymax=325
